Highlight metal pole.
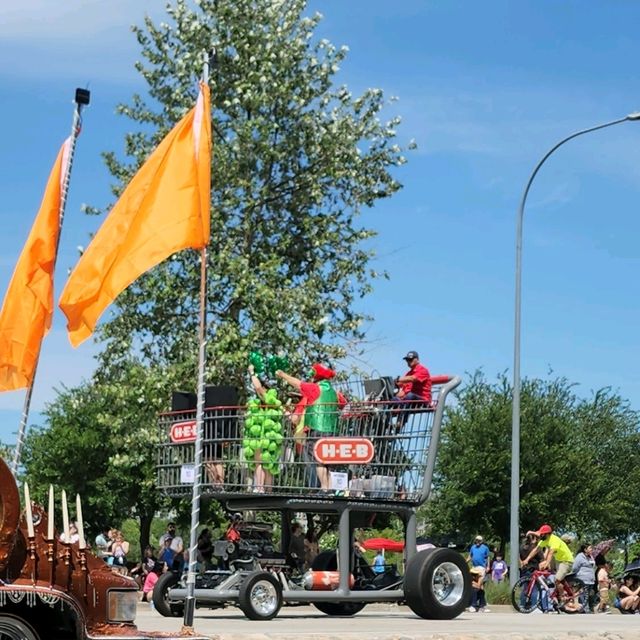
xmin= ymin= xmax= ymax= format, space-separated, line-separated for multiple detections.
xmin=509 ymin=113 xmax=639 ymax=587
xmin=184 ymin=53 xmax=211 ymax=630
xmin=11 ymin=89 xmax=90 ymax=476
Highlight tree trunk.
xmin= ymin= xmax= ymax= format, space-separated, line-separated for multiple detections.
xmin=139 ymin=512 xmax=153 ymax=555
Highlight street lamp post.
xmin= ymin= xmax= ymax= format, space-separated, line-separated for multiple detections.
xmin=509 ymin=112 xmax=640 ymax=587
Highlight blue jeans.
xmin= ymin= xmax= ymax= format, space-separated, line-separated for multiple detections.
xmin=391 ymin=393 xmax=427 ymax=427
xmin=470 ymin=587 xmax=486 ymax=609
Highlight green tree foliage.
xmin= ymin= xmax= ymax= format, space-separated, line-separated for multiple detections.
xmin=22 ymin=0 xmax=409 ymax=542
xmin=22 ymin=360 xmax=169 ymax=551
xmin=421 ymin=371 xmax=640 ymax=548
xmin=94 ymin=0 xmax=410 ymax=390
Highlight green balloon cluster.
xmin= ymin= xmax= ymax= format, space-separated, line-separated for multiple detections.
xmin=248 ymin=351 xmax=290 ymax=377
xmin=249 ymin=351 xmax=266 ymax=374
xmin=243 ymin=388 xmax=284 ymax=474
xmin=266 ymin=355 xmax=289 ymax=377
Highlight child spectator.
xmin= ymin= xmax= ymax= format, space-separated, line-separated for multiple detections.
xmin=141 ymin=559 xmax=165 ymax=602
xmin=594 ymin=555 xmax=612 ymax=614
xmin=467 ymin=566 xmax=490 ymax=613
xmin=490 ymin=552 xmax=508 ymax=582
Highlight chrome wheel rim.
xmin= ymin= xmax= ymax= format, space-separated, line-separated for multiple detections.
xmin=431 ymin=561 xmax=465 ymax=606
xmin=250 ymin=580 xmax=278 ymax=616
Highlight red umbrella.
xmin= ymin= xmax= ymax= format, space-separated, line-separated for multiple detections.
xmin=362 ymin=537 xmax=404 ymax=553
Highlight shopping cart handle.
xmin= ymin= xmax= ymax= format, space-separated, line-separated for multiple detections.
xmin=431 ymin=374 xmax=454 ymax=385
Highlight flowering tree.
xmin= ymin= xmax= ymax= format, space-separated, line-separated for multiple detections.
xmin=93 ymin=0 xmax=410 ymax=386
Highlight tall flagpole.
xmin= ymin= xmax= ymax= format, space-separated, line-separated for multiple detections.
xmin=11 ymin=88 xmax=91 ymax=476
xmin=184 ymin=53 xmax=211 ymax=630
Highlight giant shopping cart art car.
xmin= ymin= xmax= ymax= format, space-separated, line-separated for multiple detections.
xmin=156 ymin=374 xmax=471 ymax=620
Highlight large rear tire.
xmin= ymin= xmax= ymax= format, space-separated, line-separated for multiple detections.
xmin=511 ymin=576 xmax=541 ymax=613
xmin=152 ymin=571 xmax=184 ymax=617
xmin=238 ymin=571 xmax=283 ymax=620
xmin=404 ymin=548 xmax=470 ymax=619
xmin=0 ymin=614 xmax=40 ymax=640
xmin=310 ymin=550 xmax=366 ymax=617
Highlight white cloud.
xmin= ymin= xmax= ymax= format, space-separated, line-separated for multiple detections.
xmin=0 ymin=0 xmax=166 ymax=81
xmin=0 ymin=0 xmax=160 ymax=40
xmin=395 ymin=83 xmax=640 ymax=188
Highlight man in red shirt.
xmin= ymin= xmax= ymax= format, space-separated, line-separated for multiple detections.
xmin=392 ymin=350 xmax=432 ymax=426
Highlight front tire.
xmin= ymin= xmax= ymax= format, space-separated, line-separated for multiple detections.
xmin=238 ymin=571 xmax=283 ymax=620
xmin=404 ymin=548 xmax=470 ymax=619
xmin=0 ymin=614 xmax=40 ymax=640
xmin=511 ymin=576 xmax=541 ymax=613
xmin=152 ymin=571 xmax=184 ymax=617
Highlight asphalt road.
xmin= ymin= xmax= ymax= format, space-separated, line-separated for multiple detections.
xmin=134 ymin=602 xmax=640 ymax=639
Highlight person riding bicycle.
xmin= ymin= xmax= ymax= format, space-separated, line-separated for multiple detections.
xmin=521 ymin=524 xmax=574 ymax=603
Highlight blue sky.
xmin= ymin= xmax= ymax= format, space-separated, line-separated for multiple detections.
xmin=1 ymin=0 xmax=640 ymax=444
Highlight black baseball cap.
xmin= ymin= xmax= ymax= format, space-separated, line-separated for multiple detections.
xmin=403 ymin=351 xmax=419 ymax=361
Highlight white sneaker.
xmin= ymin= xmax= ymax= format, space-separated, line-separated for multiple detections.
xmin=467 ymin=606 xmax=477 ymax=613
xmin=479 ymin=607 xmax=491 ymax=613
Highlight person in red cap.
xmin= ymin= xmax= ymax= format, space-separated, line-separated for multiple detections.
xmin=277 ymin=363 xmax=344 ymax=491
xmin=521 ymin=524 xmax=575 ymax=604
xmin=391 ymin=350 xmax=432 ymax=427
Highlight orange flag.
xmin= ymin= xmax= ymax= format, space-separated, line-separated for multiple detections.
xmin=0 ymin=139 xmax=70 ymax=391
xmin=59 ymin=83 xmax=211 ymax=347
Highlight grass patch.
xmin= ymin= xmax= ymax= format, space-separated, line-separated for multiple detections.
xmin=485 ymin=580 xmax=512 ymax=605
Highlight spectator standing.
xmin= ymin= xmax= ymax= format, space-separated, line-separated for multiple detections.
xmin=94 ymin=526 xmax=112 ymax=560
xmin=288 ymin=523 xmax=305 ymax=572
xmin=197 ymin=528 xmax=213 ymax=568
xmin=519 ymin=534 xmax=542 ymax=575
xmin=277 ymin=364 xmax=343 ymax=491
xmin=373 ymin=549 xmax=385 ymax=574
xmin=391 ymin=351 xmax=432 ymax=427
xmin=467 ymin=535 xmax=491 ymax=576
xmin=519 ymin=532 xmax=547 ymax=612
xmin=304 ymin=530 xmax=319 ymax=570
xmin=490 ymin=552 xmax=508 ymax=583
xmin=158 ymin=522 xmax=184 ymax=572
xmin=572 ymin=544 xmax=596 ymax=612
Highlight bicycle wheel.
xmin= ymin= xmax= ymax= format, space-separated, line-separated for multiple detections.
xmin=558 ymin=576 xmax=586 ymax=614
xmin=512 ymin=576 xmax=541 ymax=613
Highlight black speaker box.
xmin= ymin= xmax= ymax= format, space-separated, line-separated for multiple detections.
xmin=171 ymin=391 xmax=197 ymax=412
xmin=204 ymin=385 xmax=239 ymax=408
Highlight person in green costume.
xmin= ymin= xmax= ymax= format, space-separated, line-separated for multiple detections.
xmin=246 ymin=364 xmax=284 ymax=492
xmin=276 ymin=363 xmax=343 ymax=491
